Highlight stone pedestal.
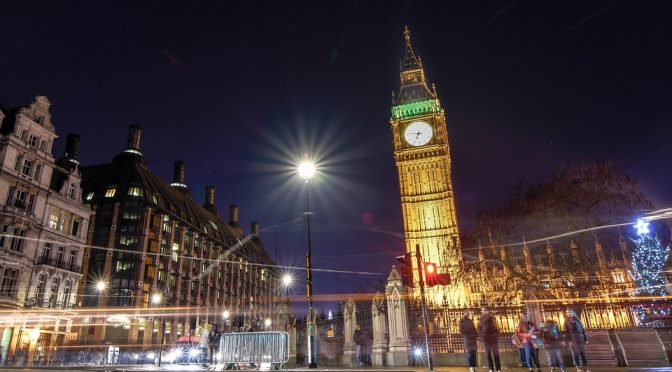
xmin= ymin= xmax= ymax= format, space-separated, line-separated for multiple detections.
xmin=371 ymin=292 xmax=388 ymax=366
xmin=342 ymin=298 xmax=357 ymax=366
xmin=385 ymin=266 xmax=410 ymax=366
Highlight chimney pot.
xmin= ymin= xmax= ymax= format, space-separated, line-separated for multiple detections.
xmin=64 ymin=133 xmax=80 ymax=160
xmin=251 ymin=222 xmax=260 ymax=237
xmin=173 ymin=161 xmax=186 ymax=185
xmin=205 ymin=185 xmax=216 ymax=207
xmin=127 ymin=125 xmax=142 ymax=151
xmin=229 ymin=205 xmax=239 ymax=224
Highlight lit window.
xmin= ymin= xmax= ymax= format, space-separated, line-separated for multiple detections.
xmin=105 ymin=187 xmax=117 ymax=198
xmin=85 ymin=192 xmax=94 ymax=201
xmin=612 ymin=271 xmax=626 ymax=284
xmin=127 ymin=186 xmax=144 ymax=197
xmin=541 ymin=279 xmax=551 ymax=289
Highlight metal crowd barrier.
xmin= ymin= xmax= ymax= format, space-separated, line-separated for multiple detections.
xmin=218 ymin=331 xmax=289 ymax=370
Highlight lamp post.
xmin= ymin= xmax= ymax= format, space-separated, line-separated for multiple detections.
xmin=152 ymin=294 xmax=167 ymax=367
xmin=85 ymin=281 xmax=107 ymax=361
xmin=298 ymin=159 xmax=317 ymax=368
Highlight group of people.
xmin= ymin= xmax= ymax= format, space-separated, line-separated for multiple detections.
xmin=460 ymin=308 xmax=589 ymax=372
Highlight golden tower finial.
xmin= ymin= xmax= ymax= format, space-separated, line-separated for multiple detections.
xmin=404 ymin=25 xmax=411 ymax=45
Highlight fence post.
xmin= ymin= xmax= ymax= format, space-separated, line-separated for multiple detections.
xmin=386 ymin=266 xmax=411 ymax=366
xmin=371 ymin=292 xmax=388 ymax=366
xmin=342 ymin=298 xmax=358 ymax=366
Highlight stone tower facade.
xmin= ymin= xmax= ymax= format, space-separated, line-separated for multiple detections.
xmin=389 ymin=28 xmax=464 ymax=307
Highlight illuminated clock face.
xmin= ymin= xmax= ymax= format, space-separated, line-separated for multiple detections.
xmin=404 ymin=121 xmax=433 ymax=147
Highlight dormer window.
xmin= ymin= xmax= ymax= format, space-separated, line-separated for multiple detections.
xmin=68 ymin=183 xmax=76 ymax=199
xmin=105 ymin=187 xmax=117 ymax=198
xmin=127 ymin=186 xmax=144 ymax=197
xmin=33 ymin=114 xmax=44 ymax=124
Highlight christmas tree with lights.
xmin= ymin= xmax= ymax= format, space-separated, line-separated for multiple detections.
xmin=629 ymin=219 xmax=670 ymax=325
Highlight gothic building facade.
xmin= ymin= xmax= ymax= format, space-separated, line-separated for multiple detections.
xmin=77 ymin=125 xmax=281 ymax=349
xmin=0 ymin=96 xmax=93 ymax=364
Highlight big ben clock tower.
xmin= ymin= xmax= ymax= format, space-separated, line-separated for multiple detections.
xmin=390 ymin=27 xmax=465 ymax=307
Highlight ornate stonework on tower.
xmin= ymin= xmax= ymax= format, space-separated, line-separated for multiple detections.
xmin=389 ymin=28 xmax=464 ymax=307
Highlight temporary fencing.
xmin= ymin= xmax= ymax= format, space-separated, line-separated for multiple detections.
xmin=219 ymin=331 xmax=289 ymax=370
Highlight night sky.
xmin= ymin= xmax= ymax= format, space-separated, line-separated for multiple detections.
xmin=2 ymin=1 xmax=671 ymax=312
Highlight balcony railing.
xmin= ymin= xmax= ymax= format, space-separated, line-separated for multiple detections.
xmin=24 ymin=297 xmax=75 ymax=310
xmin=34 ymin=256 xmax=82 ymax=273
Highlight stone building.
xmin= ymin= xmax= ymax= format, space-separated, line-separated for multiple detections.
xmin=77 ymin=125 xmax=280 ymax=351
xmin=0 ymin=96 xmax=92 ymax=364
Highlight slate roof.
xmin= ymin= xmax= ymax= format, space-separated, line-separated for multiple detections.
xmin=81 ymin=151 xmax=275 ymax=266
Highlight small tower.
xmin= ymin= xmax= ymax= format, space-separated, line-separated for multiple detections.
xmin=594 ymin=235 xmax=608 ymax=272
xmin=545 ymin=240 xmax=557 ymax=269
xmin=523 ymin=238 xmax=533 ymax=274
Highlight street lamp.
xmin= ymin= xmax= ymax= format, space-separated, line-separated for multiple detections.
xmin=282 ymin=274 xmax=293 ymax=300
xmin=298 ymin=159 xmax=317 ymax=368
xmin=152 ymin=294 xmax=167 ymax=367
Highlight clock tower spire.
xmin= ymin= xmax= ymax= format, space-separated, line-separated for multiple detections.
xmin=390 ymin=27 xmax=465 ymax=307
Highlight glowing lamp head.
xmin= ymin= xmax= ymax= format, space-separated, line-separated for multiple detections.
xmin=635 ymin=218 xmax=650 ymax=236
xmin=298 ymin=160 xmax=316 ymax=181
xmin=222 ymin=310 xmax=230 ymax=319
xmin=425 ymin=263 xmax=435 ymax=274
xmin=264 ymin=318 xmax=272 ymax=327
xmin=282 ymin=274 xmax=293 ymax=287
xmin=413 ymin=347 xmax=423 ymax=357
xmin=96 ymin=281 xmax=106 ymax=292
xmin=151 ymin=293 xmax=162 ymax=305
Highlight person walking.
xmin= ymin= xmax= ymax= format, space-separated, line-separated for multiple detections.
xmin=478 ymin=307 xmax=501 ymax=372
xmin=459 ymin=310 xmax=478 ymax=372
xmin=564 ymin=309 xmax=589 ymax=372
xmin=541 ymin=320 xmax=566 ymax=372
xmin=517 ymin=315 xmax=542 ymax=372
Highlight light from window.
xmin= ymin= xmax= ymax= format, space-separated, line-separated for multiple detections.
xmin=85 ymin=192 xmax=94 ymax=201
xmin=612 ymin=271 xmax=626 ymax=284
xmin=105 ymin=187 xmax=117 ymax=198
xmin=127 ymin=187 xmax=144 ymax=197
xmin=123 ymin=211 xmax=140 ymax=220
xmin=541 ymin=279 xmax=551 ymax=289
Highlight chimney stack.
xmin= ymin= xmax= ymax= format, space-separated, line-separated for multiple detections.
xmin=251 ymin=222 xmax=260 ymax=237
xmin=64 ymin=133 xmax=80 ymax=162
xmin=204 ymin=185 xmax=216 ymax=207
xmin=229 ymin=205 xmax=239 ymax=225
xmin=126 ymin=125 xmax=142 ymax=151
xmin=173 ymin=161 xmax=186 ymax=185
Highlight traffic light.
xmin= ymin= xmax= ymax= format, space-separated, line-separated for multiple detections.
xmin=396 ymin=253 xmax=415 ymax=287
xmin=424 ymin=262 xmax=450 ymax=287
